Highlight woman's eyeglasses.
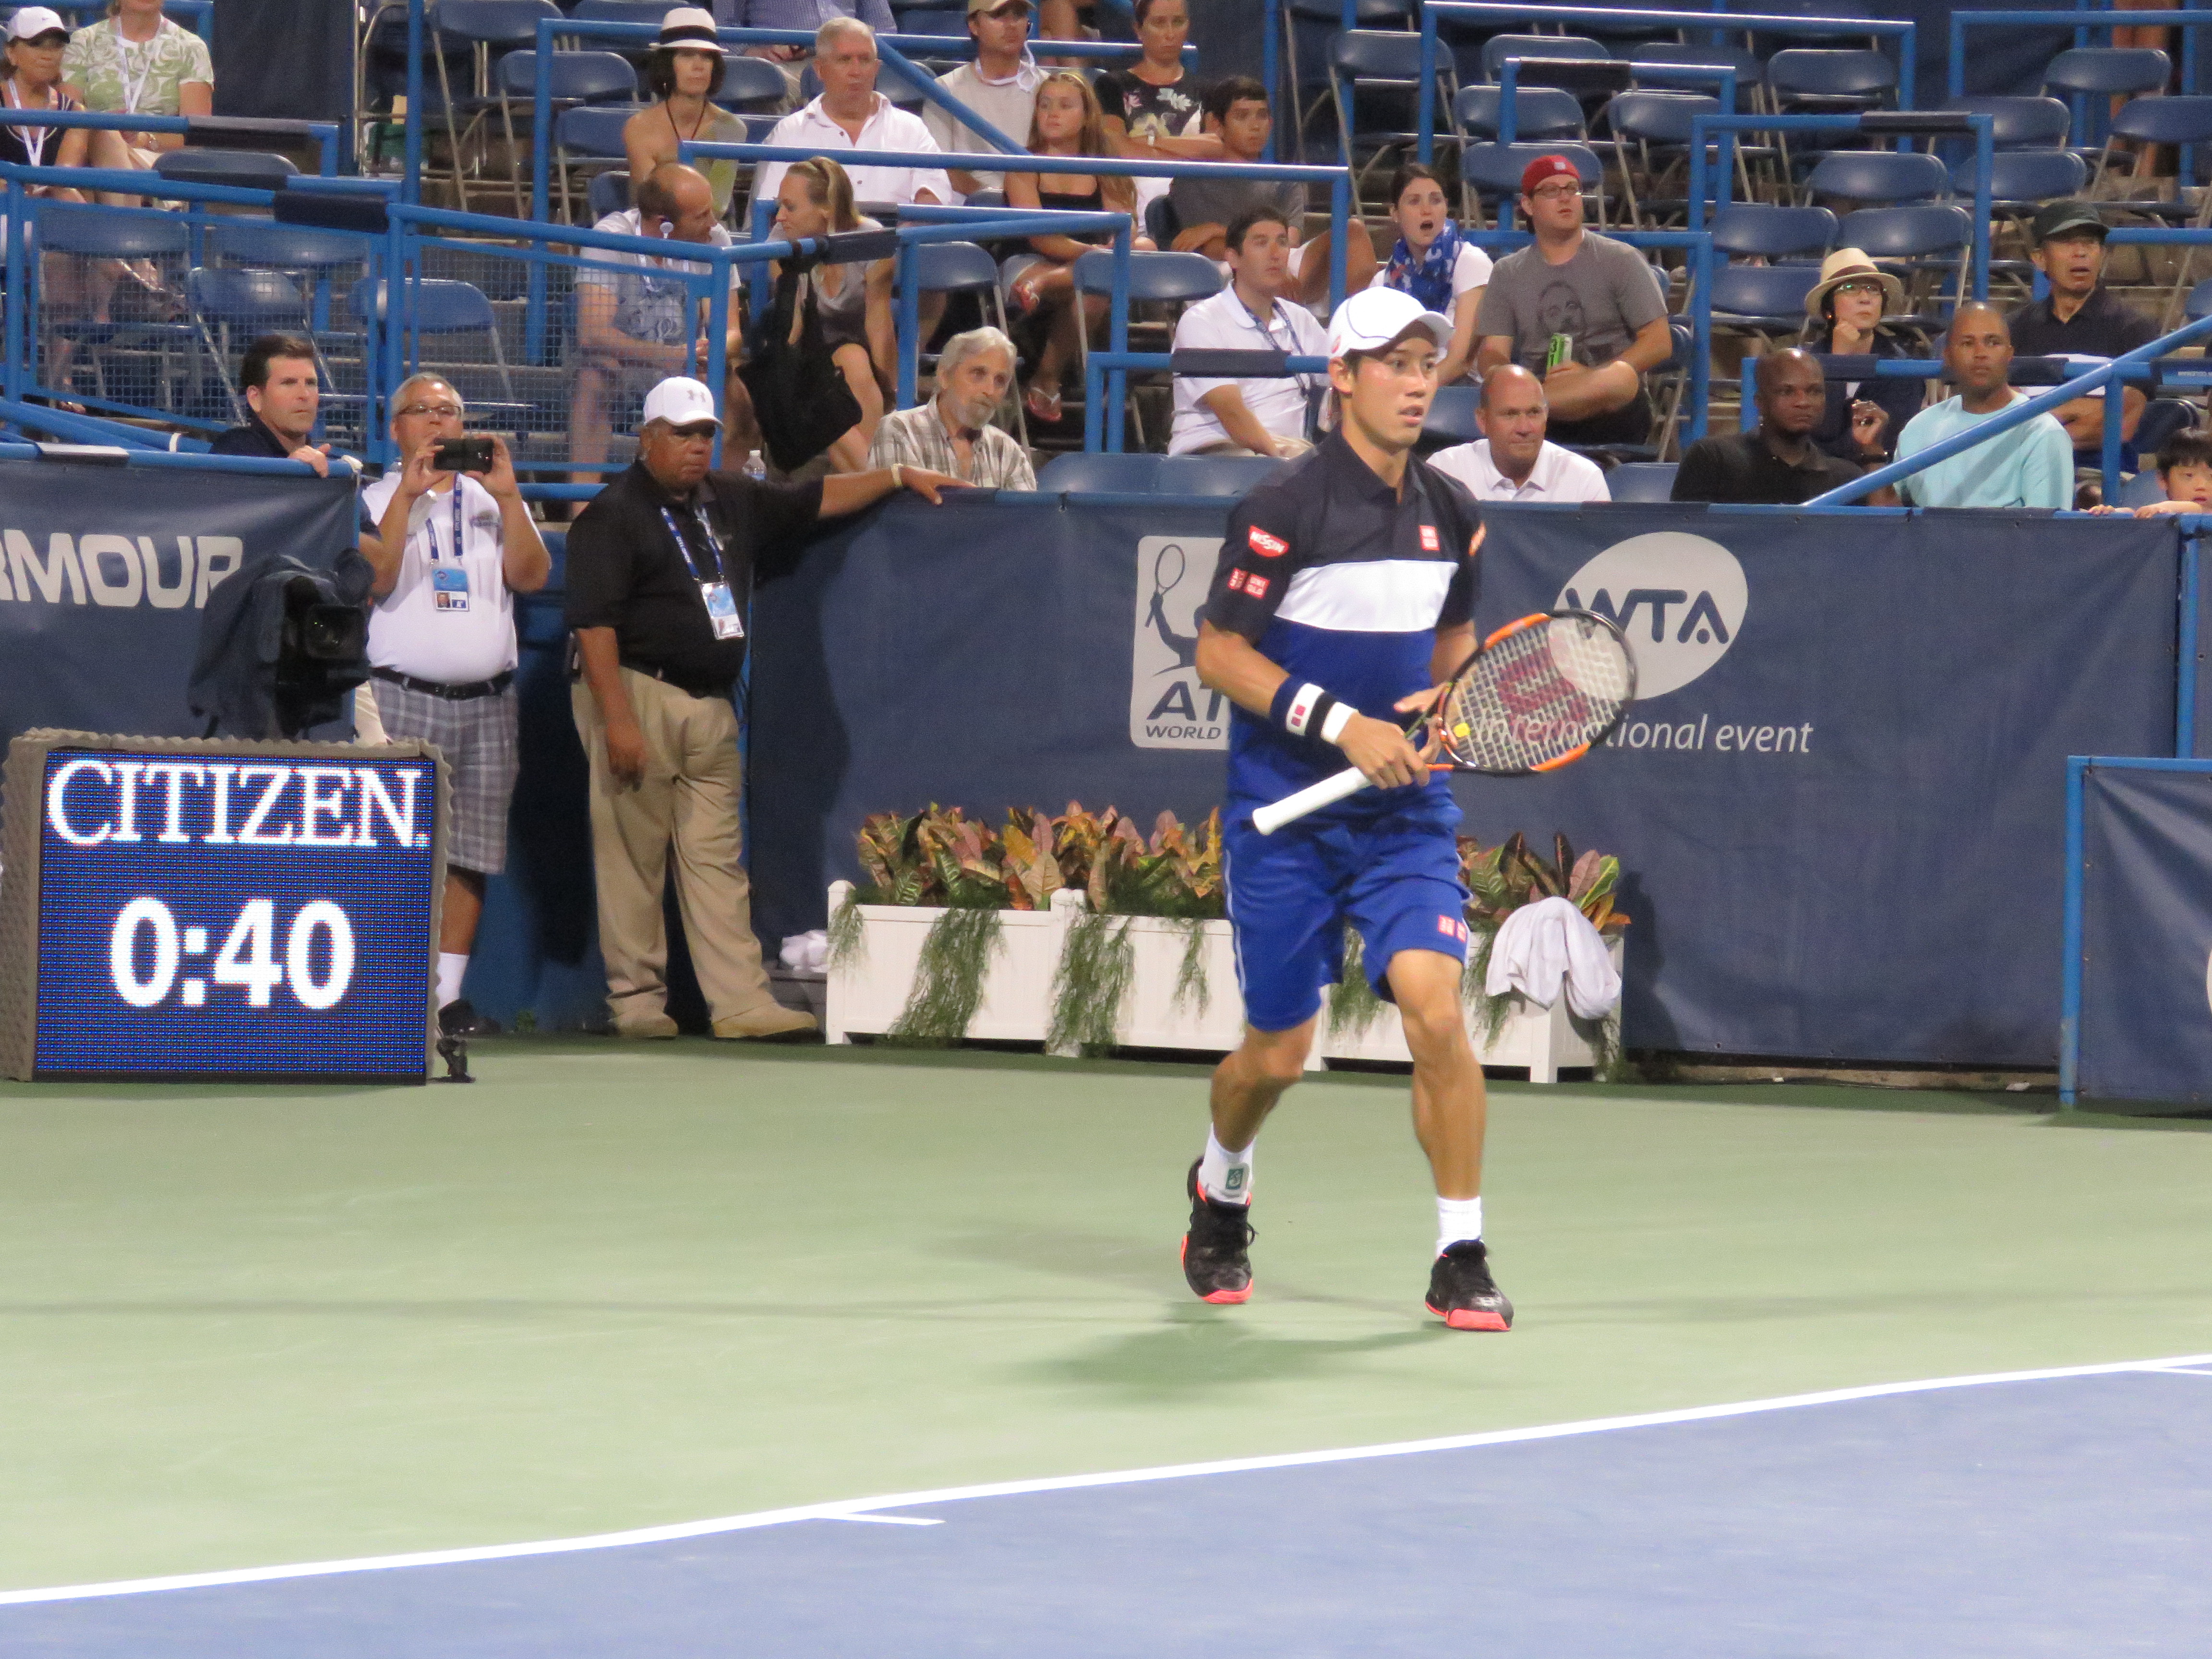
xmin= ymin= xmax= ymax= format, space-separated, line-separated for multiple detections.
xmin=1834 ymin=280 xmax=1886 ymax=298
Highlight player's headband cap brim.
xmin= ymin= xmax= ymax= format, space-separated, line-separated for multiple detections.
xmin=1326 ymin=287 xmax=1453 ymax=360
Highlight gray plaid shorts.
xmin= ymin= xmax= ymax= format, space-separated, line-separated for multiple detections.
xmin=369 ymin=677 xmax=520 ymax=875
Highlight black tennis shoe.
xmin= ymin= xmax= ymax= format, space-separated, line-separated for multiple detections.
xmin=1180 ymin=1159 xmax=1255 ymax=1304
xmin=1425 ymin=1239 xmax=1513 ymax=1331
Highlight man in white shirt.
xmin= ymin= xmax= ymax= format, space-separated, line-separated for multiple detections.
xmin=1428 ymin=364 xmax=1610 ymax=504
xmin=1168 ymin=206 xmax=1327 ymax=458
xmin=571 ymin=163 xmax=742 ymax=486
xmin=750 ymin=17 xmax=951 ymax=214
xmin=363 ymin=373 xmax=551 ymax=1038
xmin=925 ymin=0 xmax=1040 ymax=197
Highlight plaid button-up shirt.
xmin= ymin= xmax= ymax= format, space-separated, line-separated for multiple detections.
xmin=866 ymin=402 xmax=1036 ymax=491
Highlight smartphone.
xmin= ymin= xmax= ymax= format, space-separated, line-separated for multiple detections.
xmin=432 ymin=436 xmax=495 ymax=474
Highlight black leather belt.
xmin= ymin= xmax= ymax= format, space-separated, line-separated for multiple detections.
xmin=372 ymin=666 xmax=514 ymax=700
xmin=619 ymin=659 xmax=731 ymax=700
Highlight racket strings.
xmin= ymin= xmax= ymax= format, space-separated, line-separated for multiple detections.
xmin=1440 ymin=617 xmax=1634 ymax=772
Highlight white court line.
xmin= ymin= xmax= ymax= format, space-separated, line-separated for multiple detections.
xmin=819 ymin=1515 xmax=945 ymax=1527
xmin=4 ymin=1350 xmax=2208 ymax=1610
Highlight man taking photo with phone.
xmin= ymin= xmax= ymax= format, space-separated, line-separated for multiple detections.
xmin=362 ymin=373 xmax=551 ymax=1039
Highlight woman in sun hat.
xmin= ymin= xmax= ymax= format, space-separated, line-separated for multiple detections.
xmin=1800 ymin=245 xmax=1922 ymax=466
xmin=623 ymin=8 xmax=752 ymax=220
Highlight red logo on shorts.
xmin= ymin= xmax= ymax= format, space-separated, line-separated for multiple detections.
xmin=1437 ymin=914 xmax=1469 ymax=943
xmin=1419 ymin=524 xmax=1441 ymax=552
xmin=1248 ymin=526 xmax=1288 ymax=558
xmin=1241 ymin=574 xmax=1270 ymax=599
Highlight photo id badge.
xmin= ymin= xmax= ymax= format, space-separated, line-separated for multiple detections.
xmin=700 ymin=580 xmax=745 ymax=640
xmin=432 ymin=565 xmax=470 ymax=613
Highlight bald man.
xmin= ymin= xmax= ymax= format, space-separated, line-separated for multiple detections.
xmin=1672 ymin=350 xmax=1873 ymax=504
xmin=1429 ymin=365 xmax=1610 ymax=504
xmin=1891 ymin=303 xmax=2073 ymax=510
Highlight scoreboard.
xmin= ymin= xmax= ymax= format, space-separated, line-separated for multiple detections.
xmin=0 ymin=732 xmax=449 ymax=1082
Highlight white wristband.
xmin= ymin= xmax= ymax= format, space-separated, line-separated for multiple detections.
xmin=1319 ymin=702 xmax=1356 ymax=745
xmin=891 ymin=463 xmax=904 ymax=490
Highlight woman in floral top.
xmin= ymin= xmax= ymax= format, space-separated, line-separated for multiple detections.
xmin=62 ymin=0 xmax=212 ymax=177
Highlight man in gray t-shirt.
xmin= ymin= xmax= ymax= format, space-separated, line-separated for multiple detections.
xmin=1474 ymin=153 xmax=1671 ymax=447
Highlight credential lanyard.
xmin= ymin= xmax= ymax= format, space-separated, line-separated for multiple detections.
xmin=416 ymin=480 xmax=465 ymax=564
xmin=114 ymin=19 xmax=154 ymax=118
xmin=658 ymin=503 xmax=728 ymax=586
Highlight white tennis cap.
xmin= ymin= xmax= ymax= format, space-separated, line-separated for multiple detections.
xmin=641 ymin=376 xmax=721 ymax=430
xmin=8 ymin=8 xmax=70 ymax=38
xmin=1326 ymin=287 xmax=1453 ymax=361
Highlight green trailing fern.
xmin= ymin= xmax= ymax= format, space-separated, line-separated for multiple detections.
xmin=826 ymin=887 xmax=866 ymax=971
xmin=1049 ymin=910 xmax=1136 ymax=1055
xmin=887 ymin=902 xmax=1002 ymax=1046
xmin=1168 ymin=915 xmax=1212 ymax=1020
xmin=1326 ymin=930 xmax=1387 ymax=1037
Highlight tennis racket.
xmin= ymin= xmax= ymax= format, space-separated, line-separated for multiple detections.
xmin=1251 ymin=610 xmax=1635 ymax=836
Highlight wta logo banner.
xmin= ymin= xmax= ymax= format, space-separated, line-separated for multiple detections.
xmin=1556 ymin=531 xmax=1748 ymax=699
xmin=1131 ymin=535 xmax=1230 ymax=750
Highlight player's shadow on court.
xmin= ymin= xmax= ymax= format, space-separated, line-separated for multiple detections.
xmin=1029 ymin=1311 xmax=1447 ymax=1400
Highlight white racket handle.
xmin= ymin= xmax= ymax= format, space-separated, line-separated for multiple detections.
xmin=1252 ymin=765 xmax=1370 ymax=835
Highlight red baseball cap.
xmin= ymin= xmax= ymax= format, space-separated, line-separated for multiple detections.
xmin=1519 ymin=153 xmax=1582 ymax=196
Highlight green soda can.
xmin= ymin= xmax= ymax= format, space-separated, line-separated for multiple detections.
xmin=1545 ymin=332 xmax=1574 ymax=371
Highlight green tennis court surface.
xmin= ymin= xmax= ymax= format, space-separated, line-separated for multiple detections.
xmin=3 ymin=1041 xmax=2209 ymax=1595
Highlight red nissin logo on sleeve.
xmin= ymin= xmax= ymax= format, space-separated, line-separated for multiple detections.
xmin=1247 ymin=526 xmax=1287 ymax=558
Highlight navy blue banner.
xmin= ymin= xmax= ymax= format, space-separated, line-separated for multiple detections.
xmin=1465 ymin=505 xmax=2178 ymax=1064
xmin=0 ymin=458 xmax=361 ymax=745
xmin=750 ymin=499 xmax=2179 ymax=1067
xmin=2075 ymin=762 xmax=2212 ymax=1106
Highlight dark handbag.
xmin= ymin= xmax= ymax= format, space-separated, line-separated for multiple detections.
xmin=736 ymin=258 xmax=864 ymax=474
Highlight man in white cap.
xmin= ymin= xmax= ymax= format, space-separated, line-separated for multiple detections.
xmin=1176 ymin=287 xmax=1514 ymax=1334
xmin=564 ymin=377 xmax=959 ymax=1040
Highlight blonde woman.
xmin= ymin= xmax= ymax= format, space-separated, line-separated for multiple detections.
xmin=1002 ymin=71 xmax=1154 ymax=425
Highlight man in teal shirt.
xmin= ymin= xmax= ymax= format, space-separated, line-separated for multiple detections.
xmin=1893 ymin=303 xmax=2074 ymax=510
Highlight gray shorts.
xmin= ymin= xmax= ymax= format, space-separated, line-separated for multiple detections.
xmin=370 ymin=677 xmax=520 ymax=876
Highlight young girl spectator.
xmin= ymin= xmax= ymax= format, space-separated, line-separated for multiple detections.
xmin=1003 ymin=71 xmax=1154 ymax=426
xmin=1369 ymin=164 xmax=1490 ymax=387
xmin=623 ymin=9 xmax=752 ymax=221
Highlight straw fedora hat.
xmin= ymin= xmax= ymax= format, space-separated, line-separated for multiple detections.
xmin=1803 ymin=248 xmax=1904 ymax=319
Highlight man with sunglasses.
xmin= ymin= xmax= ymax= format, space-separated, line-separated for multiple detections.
xmin=1474 ymin=154 xmax=1672 ymax=451
xmin=924 ymin=0 xmax=1042 ymax=199
xmin=565 ymin=377 xmax=959 ymax=1042
xmin=361 ymin=374 xmax=550 ymax=1040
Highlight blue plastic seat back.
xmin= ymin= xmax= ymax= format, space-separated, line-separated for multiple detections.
xmin=556 ymin=103 xmax=637 ymax=156
xmin=1607 ymin=461 xmax=1677 ymax=501
xmin=569 ymin=0 xmax=671 ymax=21
xmin=1766 ymin=48 xmax=1898 ymax=102
xmin=1709 ymin=262 xmax=1819 ymax=319
xmin=1036 ymin=451 xmax=1165 ymax=492
xmin=2184 ymin=276 xmax=2212 ymax=319
xmin=36 ymin=201 xmax=191 ymax=259
xmin=188 ymin=266 xmax=308 ymax=328
xmin=1455 ymin=84 xmax=1585 ymax=142
xmin=1481 ymin=34 xmax=1610 ymax=82
xmin=1938 ymin=96 xmax=2071 ymax=150
xmin=437 ymin=0 xmax=563 ymax=48
xmin=1072 ymin=249 xmax=1222 ymax=303
xmin=1709 ymin=203 xmax=1838 ymax=261
xmin=1331 ymin=28 xmax=1450 ymax=83
xmin=587 ymin=169 xmax=631 ymax=222
xmin=1837 ymin=204 xmax=1971 ymax=260
xmin=2109 ymin=94 xmax=2212 ymax=146
xmin=715 ymin=54 xmax=791 ymax=110
xmin=496 ymin=49 xmax=640 ymax=102
xmin=1805 ymin=147 xmax=1947 ymax=204
xmin=211 ymin=222 xmax=371 ymax=271
xmin=1603 ymin=90 xmax=1718 ymax=146
xmin=911 ymin=240 xmax=998 ymax=293
xmin=152 ymin=149 xmax=299 ymax=192
xmin=1422 ymin=385 xmax=1483 ymax=444
xmin=1459 ymin=140 xmax=1602 ymax=197
xmin=1162 ymin=455 xmax=1290 ymax=495
xmin=2043 ymin=47 xmax=2170 ymax=98
xmin=1961 ymin=149 xmax=2086 ymax=203
xmin=348 ymin=276 xmax=497 ymax=334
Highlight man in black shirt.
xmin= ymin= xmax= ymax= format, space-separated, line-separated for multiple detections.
xmin=2006 ymin=201 xmax=2157 ymax=461
xmin=1672 ymin=350 xmax=1878 ymax=505
xmin=207 ymin=334 xmax=346 ymax=476
xmin=565 ymin=376 xmax=956 ymax=1040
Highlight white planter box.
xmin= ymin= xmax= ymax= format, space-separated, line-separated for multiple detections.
xmin=823 ymin=882 xmax=1618 ymax=1083
xmin=1318 ymin=935 xmax=1625 ymax=1083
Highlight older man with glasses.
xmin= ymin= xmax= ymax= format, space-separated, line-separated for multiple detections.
xmin=361 ymin=373 xmax=551 ymax=1039
xmin=565 ymin=377 xmax=959 ymax=1041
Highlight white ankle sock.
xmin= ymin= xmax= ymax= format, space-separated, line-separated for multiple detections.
xmin=1437 ymin=1195 xmax=1483 ymax=1255
xmin=1197 ymin=1130 xmax=1253 ymax=1205
xmin=436 ymin=952 xmax=468 ymax=1009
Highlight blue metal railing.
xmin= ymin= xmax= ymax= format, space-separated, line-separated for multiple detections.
xmin=0 ymin=109 xmax=343 ymax=179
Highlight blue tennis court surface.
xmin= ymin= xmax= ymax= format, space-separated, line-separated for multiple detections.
xmin=7 ymin=1358 xmax=2210 ymax=1657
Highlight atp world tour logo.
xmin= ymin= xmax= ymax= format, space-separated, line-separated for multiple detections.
xmin=1557 ymin=531 xmax=1748 ymax=699
xmin=1130 ymin=536 xmax=1229 ymax=749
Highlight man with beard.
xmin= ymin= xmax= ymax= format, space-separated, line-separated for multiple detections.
xmin=865 ymin=327 xmax=1034 ymax=488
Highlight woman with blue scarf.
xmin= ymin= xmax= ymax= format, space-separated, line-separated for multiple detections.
xmin=1370 ymin=164 xmax=1491 ymax=386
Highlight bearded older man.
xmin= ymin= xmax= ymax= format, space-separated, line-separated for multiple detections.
xmin=865 ymin=327 xmax=1035 ymax=488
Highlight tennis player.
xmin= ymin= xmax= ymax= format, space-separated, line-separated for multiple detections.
xmin=1181 ymin=286 xmax=1509 ymax=1331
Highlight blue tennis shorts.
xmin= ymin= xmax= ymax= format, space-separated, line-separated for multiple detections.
xmin=1224 ymin=807 xmax=1471 ymax=1033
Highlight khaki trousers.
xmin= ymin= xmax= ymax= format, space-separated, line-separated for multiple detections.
xmin=572 ymin=668 xmax=779 ymax=1025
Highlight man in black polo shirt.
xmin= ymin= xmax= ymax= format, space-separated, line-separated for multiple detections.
xmin=565 ymin=376 xmax=956 ymax=1041
xmin=208 ymin=334 xmax=347 ymax=476
xmin=2006 ymin=201 xmax=2157 ymax=461
xmin=1671 ymin=350 xmax=1877 ymax=504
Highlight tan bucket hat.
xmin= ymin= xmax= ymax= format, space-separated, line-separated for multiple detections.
xmin=1803 ymin=247 xmax=1905 ymax=319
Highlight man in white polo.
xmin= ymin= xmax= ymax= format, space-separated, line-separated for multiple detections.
xmin=1167 ymin=204 xmax=1326 ymax=459
xmin=749 ymin=17 xmax=951 ymax=214
xmin=1428 ymin=363 xmax=1610 ymax=504
xmin=362 ymin=372 xmax=552 ymax=1038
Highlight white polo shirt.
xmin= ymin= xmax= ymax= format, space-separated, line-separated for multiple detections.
xmin=1167 ymin=288 xmax=1327 ymax=456
xmin=1427 ymin=439 xmax=1611 ymax=504
xmin=752 ymin=95 xmax=953 ymax=214
xmin=361 ymin=472 xmax=519 ymax=685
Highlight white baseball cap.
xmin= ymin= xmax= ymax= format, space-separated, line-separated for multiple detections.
xmin=1326 ymin=287 xmax=1453 ymax=361
xmin=641 ymin=376 xmax=722 ymax=430
xmin=7 ymin=8 xmax=71 ymax=40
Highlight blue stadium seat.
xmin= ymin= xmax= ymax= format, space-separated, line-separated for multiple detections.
xmin=1600 ymin=91 xmax=1733 ymax=228
xmin=1035 ymin=452 xmax=1165 ymax=493
xmin=1707 ymin=262 xmax=1820 ymax=341
xmin=587 ymin=168 xmax=630 ymax=222
xmin=1480 ymin=34 xmax=1611 ymax=84
xmin=347 ymin=276 xmax=525 ymax=421
xmin=1330 ymin=30 xmax=1460 ymax=209
xmin=1805 ymin=148 xmax=1948 ymax=206
xmin=1458 ymin=141 xmax=1604 ymax=227
xmin=1837 ymin=204 xmax=1971 ymax=331
xmin=428 ymin=0 xmax=565 ymax=213
xmin=1626 ymin=42 xmax=1764 ymax=111
xmin=1421 ymin=384 xmax=1482 ymax=445
xmin=2043 ymin=47 xmax=2172 ymax=152
xmin=1607 ymin=461 xmax=1677 ymax=501
xmin=714 ymin=54 xmax=791 ymax=112
xmin=153 ymin=149 xmax=299 ymax=193
xmin=1765 ymin=48 xmax=1896 ymax=113
xmin=1165 ymin=456 xmax=1292 ymax=495
xmin=1936 ymin=96 xmax=2072 ymax=152
xmin=1709 ymin=203 xmax=1837 ymax=263
xmin=2114 ymin=469 xmax=2168 ymax=509
xmin=1454 ymin=84 xmax=1585 ymax=145
xmin=1963 ymin=148 xmax=2087 ymax=210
